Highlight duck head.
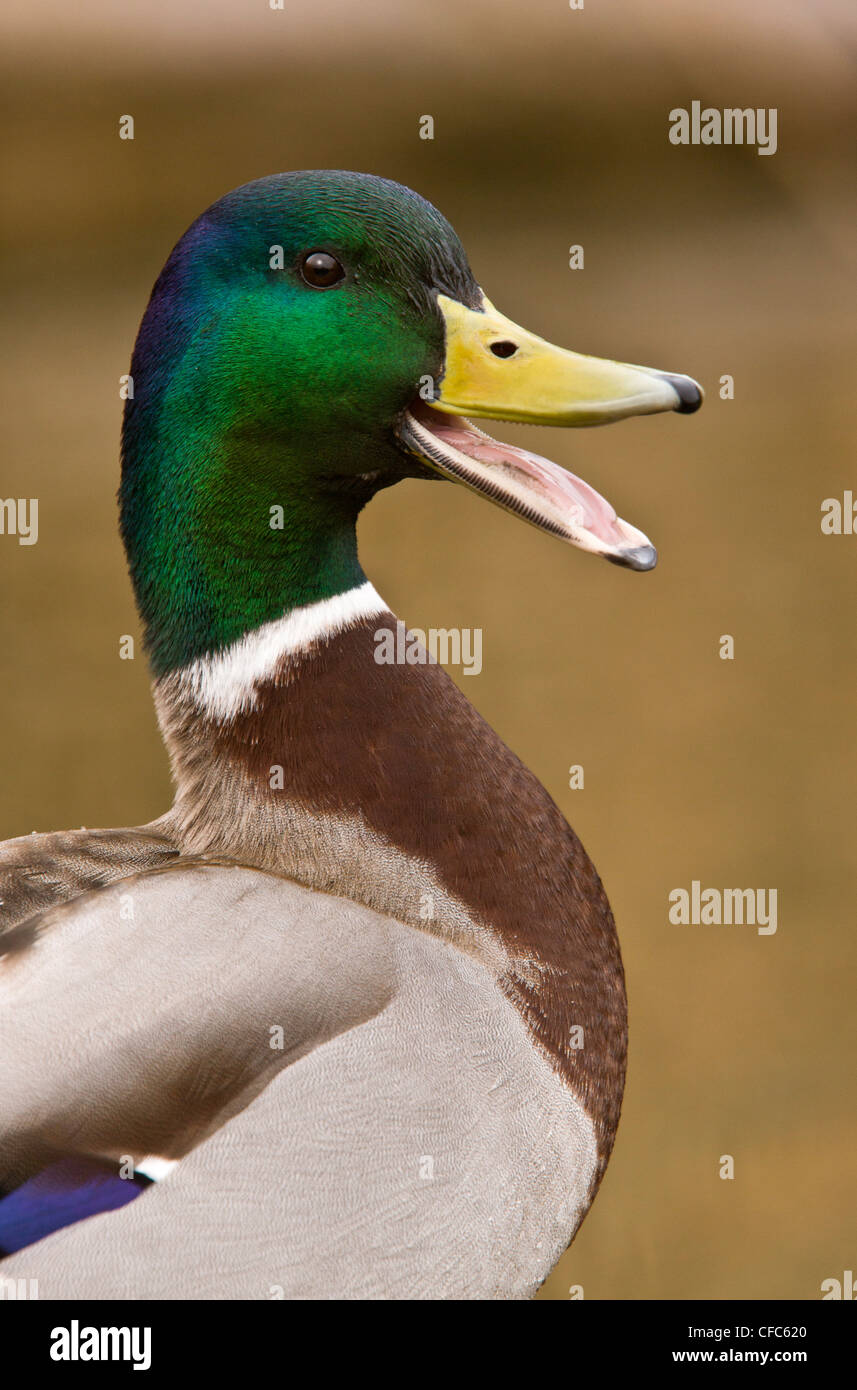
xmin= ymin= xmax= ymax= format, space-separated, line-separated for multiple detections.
xmin=120 ymin=170 xmax=702 ymax=676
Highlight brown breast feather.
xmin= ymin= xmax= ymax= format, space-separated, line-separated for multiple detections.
xmin=159 ymin=613 xmax=628 ymax=1185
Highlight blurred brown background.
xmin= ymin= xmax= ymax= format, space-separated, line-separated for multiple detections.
xmin=2 ymin=0 xmax=855 ymax=1299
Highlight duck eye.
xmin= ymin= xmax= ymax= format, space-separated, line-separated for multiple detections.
xmin=300 ymin=251 xmax=345 ymax=289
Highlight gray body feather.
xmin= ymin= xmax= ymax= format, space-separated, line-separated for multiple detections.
xmin=1 ymin=858 xmax=596 ymax=1299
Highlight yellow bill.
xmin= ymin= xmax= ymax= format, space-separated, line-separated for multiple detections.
xmin=399 ymin=291 xmax=703 ymax=570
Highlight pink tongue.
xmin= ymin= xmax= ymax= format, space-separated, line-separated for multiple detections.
xmin=431 ymin=421 xmax=630 ymax=547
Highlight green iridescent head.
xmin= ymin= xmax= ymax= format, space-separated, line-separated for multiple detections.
xmin=120 ymin=169 xmax=701 ymax=676
xmin=120 ymin=171 xmax=481 ymax=675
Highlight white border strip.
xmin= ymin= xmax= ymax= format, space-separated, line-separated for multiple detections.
xmin=176 ymin=581 xmax=388 ymax=721
xmin=135 ymin=1156 xmax=180 ymax=1182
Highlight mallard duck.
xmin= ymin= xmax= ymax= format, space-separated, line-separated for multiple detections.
xmin=0 ymin=171 xmax=701 ymax=1299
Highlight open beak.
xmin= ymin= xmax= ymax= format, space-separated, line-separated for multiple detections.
xmin=398 ymin=293 xmax=702 ymax=570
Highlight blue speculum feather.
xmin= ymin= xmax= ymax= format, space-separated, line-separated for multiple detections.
xmin=0 ymin=1158 xmax=151 ymax=1255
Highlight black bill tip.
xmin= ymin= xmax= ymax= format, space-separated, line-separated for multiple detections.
xmin=606 ymin=544 xmax=658 ymax=572
xmin=663 ymin=372 xmax=703 ymax=414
